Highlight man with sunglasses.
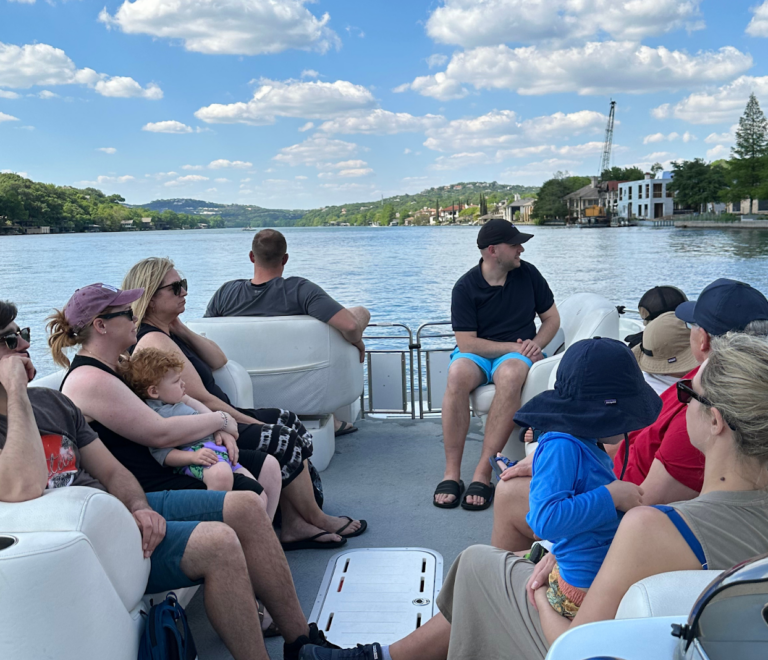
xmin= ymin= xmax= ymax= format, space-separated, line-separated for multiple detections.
xmin=491 ymin=278 xmax=768 ymax=552
xmin=0 ymin=299 xmax=340 ymax=660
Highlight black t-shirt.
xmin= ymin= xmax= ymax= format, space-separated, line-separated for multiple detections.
xmin=136 ymin=323 xmax=231 ymax=405
xmin=451 ymin=259 xmax=554 ymax=343
xmin=61 ymin=355 xmax=205 ymax=493
xmin=0 ymin=387 xmax=104 ymax=491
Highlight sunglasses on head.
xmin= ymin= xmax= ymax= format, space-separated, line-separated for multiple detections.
xmin=97 ymin=309 xmax=135 ymax=322
xmin=1 ymin=327 xmax=30 ymax=350
xmin=677 ymin=379 xmax=737 ymax=431
xmin=157 ymin=279 xmax=188 ymax=296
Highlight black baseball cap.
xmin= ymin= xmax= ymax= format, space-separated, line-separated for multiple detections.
xmin=638 ymin=285 xmax=688 ymax=322
xmin=477 ymin=219 xmax=533 ymax=249
xmin=675 ymin=278 xmax=768 ymax=336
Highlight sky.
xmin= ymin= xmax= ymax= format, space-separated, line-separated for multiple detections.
xmin=1 ymin=0 xmax=768 ymax=209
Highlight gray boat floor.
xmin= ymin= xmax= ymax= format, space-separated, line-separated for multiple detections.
xmin=187 ymin=416 xmax=495 ymax=659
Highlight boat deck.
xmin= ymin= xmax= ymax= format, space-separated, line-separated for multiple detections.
xmin=187 ymin=415 xmax=495 ymax=659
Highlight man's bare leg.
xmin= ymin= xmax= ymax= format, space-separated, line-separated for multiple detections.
xmin=221 ymin=491 xmax=309 ymax=643
xmin=180 ymin=521 xmax=267 ymax=660
xmin=491 ymin=476 xmax=536 ymax=551
xmin=466 ymin=359 xmax=528 ymax=506
xmin=435 ymin=359 xmax=485 ymax=506
xmin=389 ymin=612 xmax=451 ymax=660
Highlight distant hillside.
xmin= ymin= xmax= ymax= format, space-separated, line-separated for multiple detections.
xmin=135 ymin=199 xmax=306 ymax=227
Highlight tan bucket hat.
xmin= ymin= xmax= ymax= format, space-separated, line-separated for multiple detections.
xmin=631 ymin=312 xmax=699 ymax=375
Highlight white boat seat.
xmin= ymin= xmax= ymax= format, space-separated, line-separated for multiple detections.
xmin=186 ymin=315 xmax=364 ymax=416
xmin=616 ymin=570 xmax=721 ymax=619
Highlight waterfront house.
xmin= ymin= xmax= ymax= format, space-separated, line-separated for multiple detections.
xmin=729 ymin=199 xmax=768 ymax=215
xmin=502 ymin=197 xmax=536 ymax=223
xmin=564 ymin=177 xmax=621 ymax=221
xmin=617 ymin=173 xmax=675 ymax=220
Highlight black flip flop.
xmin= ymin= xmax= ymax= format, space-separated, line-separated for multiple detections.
xmin=335 ymin=516 xmax=368 ymax=538
xmin=281 ymin=532 xmax=348 ymax=552
xmin=335 ymin=421 xmax=359 ymax=437
xmin=461 ymin=481 xmax=495 ymax=511
xmin=433 ymin=479 xmax=465 ymax=509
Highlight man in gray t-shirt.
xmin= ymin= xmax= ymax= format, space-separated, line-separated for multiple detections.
xmin=205 ymin=229 xmax=370 ymax=435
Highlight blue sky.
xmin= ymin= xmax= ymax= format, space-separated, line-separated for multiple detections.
xmin=1 ymin=0 xmax=768 ymax=209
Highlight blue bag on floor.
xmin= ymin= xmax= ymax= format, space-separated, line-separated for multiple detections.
xmin=138 ymin=592 xmax=197 ymax=660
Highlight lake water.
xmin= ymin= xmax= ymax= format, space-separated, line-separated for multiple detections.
xmin=4 ymin=225 xmax=768 ymax=377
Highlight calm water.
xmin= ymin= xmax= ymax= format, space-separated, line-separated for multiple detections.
xmin=3 ymin=225 xmax=768 ymax=377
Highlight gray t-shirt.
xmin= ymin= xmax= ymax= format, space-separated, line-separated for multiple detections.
xmin=145 ymin=398 xmax=215 ymax=466
xmin=205 ymin=277 xmax=344 ymax=323
xmin=0 ymin=387 xmax=104 ymax=491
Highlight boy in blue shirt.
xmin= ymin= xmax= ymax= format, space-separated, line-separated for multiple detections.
xmin=513 ymin=337 xmax=662 ymax=617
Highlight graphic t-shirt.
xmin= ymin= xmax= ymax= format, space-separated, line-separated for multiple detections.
xmin=451 ymin=259 xmax=555 ymax=342
xmin=205 ymin=277 xmax=344 ymax=323
xmin=0 ymin=387 xmax=104 ymax=491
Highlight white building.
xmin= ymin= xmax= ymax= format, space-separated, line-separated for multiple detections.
xmin=617 ymin=172 xmax=675 ymax=220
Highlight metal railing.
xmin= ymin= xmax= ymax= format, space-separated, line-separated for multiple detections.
xmin=415 ymin=322 xmax=455 ymax=419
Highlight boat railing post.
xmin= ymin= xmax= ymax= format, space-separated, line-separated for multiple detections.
xmin=416 ymin=321 xmax=454 ymax=419
xmin=362 ymin=322 xmax=416 ymax=418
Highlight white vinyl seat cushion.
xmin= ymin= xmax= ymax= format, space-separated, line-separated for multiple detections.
xmin=187 ymin=315 xmax=364 ymax=415
xmin=616 ymin=570 xmax=721 ymax=619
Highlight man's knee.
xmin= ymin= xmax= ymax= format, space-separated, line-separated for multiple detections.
xmin=349 ymin=306 xmax=371 ymax=326
xmin=183 ymin=521 xmax=244 ymax=576
xmin=446 ymin=360 xmax=483 ymax=395
xmin=491 ymin=360 xmax=528 ymax=390
xmin=495 ymin=476 xmax=531 ymax=512
xmin=224 ymin=490 xmax=269 ymax=524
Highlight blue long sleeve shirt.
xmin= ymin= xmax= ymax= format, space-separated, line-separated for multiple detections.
xmin=526 ymin=432 xmax=621 ymax=589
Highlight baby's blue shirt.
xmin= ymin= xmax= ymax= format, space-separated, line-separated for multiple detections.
xmin=526 ymin=431 xmax=621 ymax=589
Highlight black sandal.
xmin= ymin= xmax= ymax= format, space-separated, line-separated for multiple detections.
xmin=461 ymin=481 xmax=495 ymax=511
xmin=257 ymin=600 xmax=281 ymax=638
xmin=433 ymin=479 xmax=465 ymax=509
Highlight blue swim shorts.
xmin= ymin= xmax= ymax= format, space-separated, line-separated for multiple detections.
xmin=449 ymin=347 xmax=534 ymax=386
xmin=145 ymin=489 xmax=227 ymax=594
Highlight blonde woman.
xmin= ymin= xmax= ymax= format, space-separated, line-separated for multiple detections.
xmin=123 ymin=258 xmax=366 ymax=550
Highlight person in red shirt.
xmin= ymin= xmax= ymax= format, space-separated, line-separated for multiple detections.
xmin=491 ymin=278 xmax=768 ymax=552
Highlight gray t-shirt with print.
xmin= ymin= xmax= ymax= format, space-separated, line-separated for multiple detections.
xmin=145 ymin=398 xmax=216 ymax=466
xmin=204 ymin=276 xmax=344 ymax=323
xmin=0 ymin=387 xmax=104 ymax=491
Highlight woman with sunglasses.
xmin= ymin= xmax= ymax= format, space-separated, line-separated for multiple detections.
xmin=122 ymin=258 xmax=365 ymax=550
xmin=303 ymin=331 xmax=768 ymax=660
xmin=48 ymin=283 xmax=282 ymax=510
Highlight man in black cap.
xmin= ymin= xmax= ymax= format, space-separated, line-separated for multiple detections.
xmin=433 ymin=219 xmax=560 ymax=510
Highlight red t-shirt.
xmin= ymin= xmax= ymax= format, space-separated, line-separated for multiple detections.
xmin=613 ymin=366 xmax=704 ymax=492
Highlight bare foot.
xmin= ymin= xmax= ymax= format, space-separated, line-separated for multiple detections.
xmin=317 ymin=513 xmax=363 ymax=537
xmin=465 ymin=465 xmax=492 ymax=507
xmin=280 ymin=517 xmax=342 ymax=545
xmin=524 ymin=428 xmax=534 ymax=443
xmin=434 ymin=471 xmax=461 ymax=506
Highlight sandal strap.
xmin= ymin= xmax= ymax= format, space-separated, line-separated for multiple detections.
xmin=434 ymin=479 xmax=462 ymax=495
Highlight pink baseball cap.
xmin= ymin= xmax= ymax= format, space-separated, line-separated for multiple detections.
xmin=64 ymin=283 xmax=144 ymax=331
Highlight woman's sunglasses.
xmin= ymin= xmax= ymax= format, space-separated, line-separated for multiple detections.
xmin=1 ymin=327 xmax=30 ymax=350
xmin=157 ymin=279 xmax=188 ymax=296
xmin=97 ymin=309 xmax=135 ymax=322
xmin=677 ymin=379 xmax=737 ymax=430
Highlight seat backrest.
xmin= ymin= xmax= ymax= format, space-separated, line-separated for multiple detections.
xmin=616 ymin=570 xmax=721 ymax=619
xmin=29 ymin=369 xmax=66 ymax=390
xmin=187 ymin=316 xmax=364 ymax=415
xmin=212 ymin=361 xmax=254 ymax=410
xmin=557 ymin=293 xmax=621 ymax=347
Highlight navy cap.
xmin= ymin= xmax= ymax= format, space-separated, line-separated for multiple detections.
xmin=675 ymin=278 xmax=768 ymax=336
xmin=477 ymin=219 xmax=533 ymax=249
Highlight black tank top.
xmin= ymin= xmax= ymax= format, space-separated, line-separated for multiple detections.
xmin=60 ymin=355 xmax=204 ymax=493
xmin=136 ymin=323 xmax=231 ymax=404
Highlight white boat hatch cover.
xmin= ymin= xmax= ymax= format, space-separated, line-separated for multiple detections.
xmin=309 ymin=548 xmax=444 ymax=647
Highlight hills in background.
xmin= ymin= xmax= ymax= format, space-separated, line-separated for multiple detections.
xmin=137 ymin=181 xmax=540 ymax=228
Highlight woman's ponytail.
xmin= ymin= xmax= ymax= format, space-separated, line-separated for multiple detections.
xmin=46 ymin=309 xmax=90 ymax=368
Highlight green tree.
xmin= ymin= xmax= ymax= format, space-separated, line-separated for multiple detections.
xmin=725 ymin=93 xmax=768 ymax=212
xmin=650 ymin=162 xmax=664 ymax=177
xmin=667 ymin=159 xmax=727 ymax=211
xmin=601 ymin=166 xmax=645 ymax=181
xmin=531 ymin=175 xmax=590 ymax=222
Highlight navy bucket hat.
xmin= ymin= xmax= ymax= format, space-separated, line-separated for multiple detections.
xmin=514 ymin=337 xmax=662 ymax=440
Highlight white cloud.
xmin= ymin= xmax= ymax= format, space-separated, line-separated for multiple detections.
xmin=164 ymin=174 xmax=210 ymax=187
xmin=0 ymin=90 xmax=20 ymax=99
xmin=655 ymin=75 xmax=768 ymax=124
xmin=142 ymin=120 xmax=193 ymax=134
xmin=1 ymin=170 xmax=29 ymax=177
xmin=747 ymin=1 xmax=768 ymax=37
xmin=214 ymin=178 xmax=230 ymax=183
xmin=37 ymin=90 xmax=58 ymax=99
xmin=208 ymin=159 xmax=252 ymax=169
xmin=295 ymin=175 xmax=308 ymax=180
xmin=299 ymin=121 xmax=315 ymax=132
xmin=643 ymin=131 xmax=696 ymax=144
xmin=319 ymin=109 xmax=445 ymax=135
xmin=706 ymin=144 xmax=730 ymax=160
xmin=652 ymin=103 xmax=671 ymax=119
xmin=97 ymin=147 xmax=117 ymax=154
xmin=643 ymin=132 xmax=666 ymax=144
xmin=78 ymin=175 xmax=135 ymax=186
xmin=196 ymin=78 xmax=376 ymax=125
xmin=99 ymin=0 xmax=340 ymax=56
xmin=431 ymin=140 xmax=605 ymax=170
xmin=240 ymin=177 xmax=251 ymax=183
xmin=182 ymin=164 xmax=204 ymax=170
xmin=273 ymin=136 xmax=358 ymax=167
xmin=704 ymin=126 xmax=736 ymax=144
xmin=0 ymin=112 xmax=19 ymax=123
xmin=206 ymin=188 xmax=217 ymax=193
xmin=0 ymin=42 xmax=162 ymax=99
xmin=318 ymin=182 xmax=377 ymax=192
xmin=500 ymin=158 xmax=582 ymax=178
xmin=426 ymin=53 xmax=449 ymax=68
xmin=404 ymin=148 xmax=412 ymax=154
xmin=426 ymin=0 xmax=704 ymax=48
xmin=301 ymin=69 xmax=320 ymax=78
xmin=423 ymin=109 xmax=608 ymax=152
xmin=318 ymin=159 xmax=374 ymax=178
xmin=400 ymin=43 xmax=751 ymax=98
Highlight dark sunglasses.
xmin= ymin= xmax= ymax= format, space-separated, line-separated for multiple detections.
xmin=1 ymin=327 xmax=30 ymax=349
xmin=677 ymin=379 xmax=737 ymax=431
xmin=157 ymin=279 xmax=188 ymax=296
xmin=97 ymin=309 xmax=135 ymax=322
